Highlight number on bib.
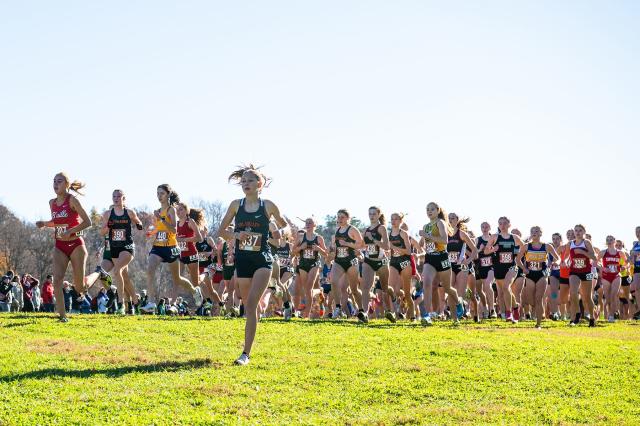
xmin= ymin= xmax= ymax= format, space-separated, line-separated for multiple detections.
xmin=337 ymin=247 xmax=349 ymax=258
xmin=367 ymin=244 xmax=378 ymax=256
xmin=178 ymin=241 xmax=187 ymax=252
xmin=573 ymin=258 xmax=586 ymax=269
xmin=55 ymin=225 xmax=67 ymax=239
xmin=425 ymin=242 xmax=436 ymax=253
xmin=400 ymin=260 xmax=410 ymax=270
xmin=155 ymin=231 xmax=168 ymax=243
xmin=607 ymin=264 xmax=617 ymax=273
xmin=303 ymin=249 xmax=315 ymax=259
xmin=279 ymin=257 xmax=290 ymax=267
xmin=529 ymin=261 xmax=541 ymax=271
xmin=448 ymin=252 xmax=459 ymax=263
xmin=111 ymin=229 xmax=126 ymax=242
xmin=441 ymin=259 xmax=451 ymax=269
xmin=499 ymin=252 xmax=513 ymax=264
xmin=480 ymin=257 xmax=492 ymax=267
xmin=240 ymin=233 xmax=262 ymax=252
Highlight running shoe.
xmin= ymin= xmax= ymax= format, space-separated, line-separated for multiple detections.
xmin=397 ymin=312 xmax=406 ymax=320
xmin=513 ymin=306 xmax=520 ymax=321
xmin=385 ymin=310 xmax=397 ymax=323
xmin=58 ymin=317 xmax=69 ymax=323
xmin=607 ymin=315 xmax=615 ymax=323
xmin=95 ymin=265 xmax=112 ymax=287
xmin=588 ymin=318 xmax=596 ymax=327
xmin=193 ymin=287 xmax=204 ymax=307
xmin=490 ymin=310 xmax=497 ymax=319
xmin=421 ymin=315 xmax=433 ymax=326
xmin=234 ymin=353 xmax=250 ymax=366
xmin=357 ymin=310 xmax=369 ymax=323
xmin=117 ymin=305 xmax=126 ymax=315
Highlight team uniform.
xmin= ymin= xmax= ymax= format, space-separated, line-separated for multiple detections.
xmin=334 ymin=226 xmax=358 ymax=271
xmin=601 ymin=250 xmax=622 ymax=283
xmin=423 ymin=222 xmax=450 ymax=272
xmin=107 ymin=208 xmax=135 ymax=259
xmin=233 ymin=198 xmax=273 ymax=278
xmin=276 ymin=243 xmax=294 ymax=279
xmin=559 ymin=245 xmax=571 ymax=285
xmin=447 ymin=229 xmax=468 ymax=275
xmin=149 ymin=208 xmax=180 ymax=263
xmin=524 ymin=243 xmax=549 ymax=282
xmin=298 ymin=234 xmax=321 ymax=273
xmin=363 ymin=225 xmax=388 ymax=271
xmin=475 ymin=237 xmax=494 ymax=280
xmin=569 ymin=240 xmax=594 ymax=281
xmin=177 ymin=220 xmax=199 ymax=264
xmin=51 ymin=194 xmax=85 ymax=257
xmin=389 ymin=231 xmax=411 ymax=273
xmin=494 ymin=234 xmax=518 ymax=280
xmin=222 ymin=241 xmax=235 ymax=281
xmin=102 ymin=235 xmax=112 ymax=262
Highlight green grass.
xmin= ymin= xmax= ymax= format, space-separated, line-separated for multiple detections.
xmin=0 ymin=314 xmax=639 ymax=425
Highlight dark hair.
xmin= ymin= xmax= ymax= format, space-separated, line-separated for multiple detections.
xmin=189 ymin=208 xmax=205 ymax=227
xmin=337 ymin=209 xmax=350 ymax=218
xmin=46 ymin=274 xmax=53 ymax=279
xmin=552 ymin=233 xmax=562 ymax=239
xmin=450 ymin=213 xmax=470 ymax=232
xmin=228 ymin=164 xmax=271 ymax=188
xmin=369 ymin=206 xmax=385 ymax=225
xmin=157 ymin=184 xmax=180 ymax=205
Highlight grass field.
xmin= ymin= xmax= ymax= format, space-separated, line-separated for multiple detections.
xmin=0 ymin=314 xmax=639 ymax=425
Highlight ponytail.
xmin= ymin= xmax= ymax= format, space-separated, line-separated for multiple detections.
xmin=189 ymin=208 xmax=205 ymax=228
xmin=56 ymin=172 xmax=85 ymax=195
xmin=369 ymin=206 xmax=385 ymax=225
xmin=228 ymin=164 xmax=271 ymax=188
xmin=158 ymin=184 xmax=180 ymax=206
xmin=429 ymin=201 xmax=454 ymax=237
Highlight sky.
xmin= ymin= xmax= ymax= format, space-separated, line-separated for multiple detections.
xmin=1 ymin=1 xmax=639 ymax=246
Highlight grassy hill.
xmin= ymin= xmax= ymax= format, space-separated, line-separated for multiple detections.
xmin=0 ymin=314 xmax=639 ymax=425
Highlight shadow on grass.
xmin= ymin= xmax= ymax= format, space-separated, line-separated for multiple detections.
xmin=2 ymin=321 xmax=36 ymax=328
xmin=0 ymin=358 xmax=215 ymax=383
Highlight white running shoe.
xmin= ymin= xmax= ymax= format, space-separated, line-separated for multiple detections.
xmin=234 ymin=353 xmax=250 ymax=366
xmin=193 ymin=287 xmax=204 ymax=307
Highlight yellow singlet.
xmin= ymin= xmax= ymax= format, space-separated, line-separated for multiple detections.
xmin=153 ymin=208 xmax=178 ymax=247
xmin=424 ymin=221 xmax=447 ymax=253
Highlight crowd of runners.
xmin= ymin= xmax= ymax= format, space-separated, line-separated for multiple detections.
xmin=33 ymin=169 xmax=640 ymax=365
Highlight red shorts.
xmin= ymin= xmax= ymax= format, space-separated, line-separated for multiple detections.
xmin=601 ymin=273 xmax=619 ymax=283
xmin=410 ymin=255 xmax=417 ymax=276
xmin=212 ymin=271 xmax=223 ymax=284
xmin=55 ymin=238 xmax=85 ymax=258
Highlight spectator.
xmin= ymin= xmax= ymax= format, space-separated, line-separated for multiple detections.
xmin=156 ymin=298 xmax=166 ymax=315
xmin=0 ymin=275 xmax=13 ymax=312
xmin=31 ymin=277 xmax=41 ymax=312
xmin=176 ymin=297 xmax=188 ymax=316
xmin=21 ymin=274 xmax=39 ymax=313
xmin=79 ymin=293 xmax=92 ymax=314
xmin=10 ymin=276 xmax=23 ymax=312
xmin=96 ymin=288 xmax=108 ymax=314
xmin=62 ymin=282 xmax=73 ymax=312
xmin=41 ymin=275 xmax=55 ymax=313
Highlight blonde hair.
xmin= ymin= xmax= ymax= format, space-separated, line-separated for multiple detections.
xmin=56 ymin=172 xmax=85 ymax=195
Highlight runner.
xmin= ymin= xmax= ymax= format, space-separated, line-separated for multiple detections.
xmin=146 ymin=185 xmax=203 ymax=309
xmin=36 ymin=173 xmax=92 ymax=322
xmin=419 ymin=202 xmax=464 ymax=325
xmin=217 ymin=165 xmax=289 ymax=366
xmin=517 ymin=226 xmax=559 ymax=328
xmin=361 ymin=207 xmax=395 ymax=323
xmin=101 ymin=190 xmax=143 ymax=314
xmin=389 ymin=213 xmax=415 ymax=321
xmin=567 ymin=224 xmax=598 ymax=327
xmin=293 ymin=218 xmax=327 ymax=319
xmin=599 ymin=236 xmax=625 ymax=322
xmin=447 ymin=213 xmax=478 ymax=319
xmin=330 ymin=209 xmax=364 ymax=319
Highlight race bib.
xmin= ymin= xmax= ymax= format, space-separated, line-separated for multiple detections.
xmin=499 ymin=252 xmax=513 ymax=264
xmin=155 ymin=231 xmax=168 ymax=243
xmin=551 ymin=263 xmax=560 ymax=271
xmin=480 ymin=257 xmax=492 ymax=267
xmin=400 ymin=260 xmax=410 ymax=270
xmin=529 ymin=261 xmax=542 ymax=271
xmin=573 ymin=258 xmax=586 ymax=269
xmin=441 ymin=259 xmax=451 ymax=269
xmin=367 ymin=244 xmax=378 ymax=256
xmin=198 ymin=252 xmax=209 ymax=262
xmin=392 ymin=248 xmax=403 ymax=257
xmin=448 ymin=252 xmax=459 ymax=263
xmin=303 ymin=249 xmax=315 ymax=259
xmin=239 ymin=232 xmax=262 ymax=252
xmin=55 ymin=225 xmax=67 ymax=239
xmin=279 ymin=257 xmax=290 ymax=267
xmin=111 ymin=229 xmax=126 ymax=242
xmin=337 ymin=247 xmax=349 ymax=258
xmin=178 ymin=241 xmax=187 ymax=252
xmin=607 ymin=264 xmax=618 ymax=273
xmin=425 ymin=242 xmax=436 ymax=253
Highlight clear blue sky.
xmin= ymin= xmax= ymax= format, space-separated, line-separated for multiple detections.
xmin=1 ymin=1 xmax=639 ymax=246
